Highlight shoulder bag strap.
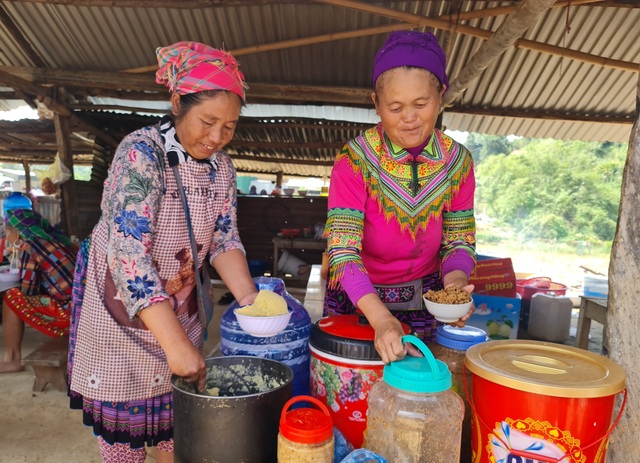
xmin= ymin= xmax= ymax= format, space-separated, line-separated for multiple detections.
xmin=171 ymin=165 xmax=213 ymax=333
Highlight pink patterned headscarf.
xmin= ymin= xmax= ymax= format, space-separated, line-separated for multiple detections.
xmin=155 ymin=41 xmax=247 ymax=101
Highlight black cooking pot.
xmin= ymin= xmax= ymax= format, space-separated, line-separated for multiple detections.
xmin=172 ymin=355 xmax=293 ymax=463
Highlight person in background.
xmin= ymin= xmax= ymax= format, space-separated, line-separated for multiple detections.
xmin=68 ymin=41 xmax=262 ymax=463
xmin=324 ymin=30 xmax=476 ymax=364
xmin=0 ymin=208 xmax=77 ymax=373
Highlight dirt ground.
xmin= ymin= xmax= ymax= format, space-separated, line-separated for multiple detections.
xmin=0 ymin=327 xmax=103 ymax=462
xmin=0 ymin=287 xmax=231 ymax=463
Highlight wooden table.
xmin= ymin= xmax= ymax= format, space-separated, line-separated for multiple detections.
xmin=575 ymin=296 xmax=608 ymax=350
xmin=272 ymin=237 xmax=326 ymax=278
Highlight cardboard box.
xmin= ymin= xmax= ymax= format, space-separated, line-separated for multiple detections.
xmin=469 ymin=257 xmax=517 ymax=298
xmin=467 ymin=294 xmax=521 ymax=340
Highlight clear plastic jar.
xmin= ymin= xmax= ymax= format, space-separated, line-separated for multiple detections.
xmin=364 ymin=335 xmax=464 ymax=463
xmin=277 ymin=395 xmax=334 ymax=463
xmin=429 ymin=325 xmax=487 ymax=463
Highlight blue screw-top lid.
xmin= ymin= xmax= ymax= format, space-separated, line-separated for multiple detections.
xmin=434 ymin=325 xmax=488 ymax=351
xmin=383 ymin=335 xmax=451 ymax=393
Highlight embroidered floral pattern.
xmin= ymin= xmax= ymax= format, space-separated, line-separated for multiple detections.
xmin=114 ymin=210 xmax=152 ymax=241
xmin=88 ymin=374 xmax=101 ymax=389
xmin=441 ymin=209 xmax=476 ymax=262
xmin=134 ymin=140 xmax=158 ymax=163
xmin=127 ymin=275 xmax=155 ymax=301
xmin=325 ymin=208 xmax=367 ymax=286
xmin=215 ymin=214 xmax=232 ymax=234
xmin=335 ymin=127 xmax=473 ymax=239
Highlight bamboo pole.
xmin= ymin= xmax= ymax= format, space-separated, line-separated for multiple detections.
xmin=445 ymin=0 xmax=558 ymax=105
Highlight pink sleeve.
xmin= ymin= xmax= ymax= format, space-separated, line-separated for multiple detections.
xmin=339 ymin=261 xmax=377 ymax=306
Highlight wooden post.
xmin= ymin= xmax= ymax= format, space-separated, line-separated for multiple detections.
xmin=21 ymin=161 xmax=31 ymax=193
xmin=275 ymin=171 xmax=284 ymax=188
xmin=53 ymin=89 xmax=78 ymax=237
xmin=607 ymin=69 xmax=640 ymax=461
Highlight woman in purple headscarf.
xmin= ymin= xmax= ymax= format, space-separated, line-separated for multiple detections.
xmin=324 ymin=31 xmax=476 ymax=364
xmin=68 ymin=42 xmax=263 ymax=462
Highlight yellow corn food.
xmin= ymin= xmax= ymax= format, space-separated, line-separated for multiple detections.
xmin=235 ymin=290 xmax=288 ymax=316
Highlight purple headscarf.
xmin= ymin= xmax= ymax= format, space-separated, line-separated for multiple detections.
xmin=372 ymin=31 xmax=449 ymax=89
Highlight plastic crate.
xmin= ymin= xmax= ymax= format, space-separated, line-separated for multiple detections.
xmin=516 ymin=277 xmax=567 ymax=300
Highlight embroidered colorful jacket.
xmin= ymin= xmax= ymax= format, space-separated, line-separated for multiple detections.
xmin=326 ymin=125 xmax=476 ymax=291
xmin=17 ymin=237 xmax=77 ymax=309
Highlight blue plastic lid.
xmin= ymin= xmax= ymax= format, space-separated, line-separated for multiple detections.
xmin=2 ymin=192 xmax=32 ymax=216
xmin=434 ymin=325 xmax=488 ymax=351
xmin=383 ymin=335 xmax=451 ymax=393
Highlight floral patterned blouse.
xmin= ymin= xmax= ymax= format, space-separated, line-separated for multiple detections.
xmin=70 ymin=116 xmax=245 ymax=401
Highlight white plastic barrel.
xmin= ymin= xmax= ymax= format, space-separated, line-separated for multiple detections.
xmin=527 ymin=294 xmax=573 ymax=343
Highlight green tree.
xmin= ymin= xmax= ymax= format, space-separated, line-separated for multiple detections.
xmin=475 ymin=138 xmax=625 ymax=243
xmin=465 ymin=133 xmax=512 ymax=164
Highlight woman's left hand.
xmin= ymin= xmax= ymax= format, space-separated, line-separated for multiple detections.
xmin=442 ymin=270 xmax=475 ymax=328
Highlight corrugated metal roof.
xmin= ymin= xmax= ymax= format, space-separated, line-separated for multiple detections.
xmin=0 ymin=0 xmax=638 ymax=175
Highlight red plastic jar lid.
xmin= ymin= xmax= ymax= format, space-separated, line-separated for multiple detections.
xmin=310 ymin=313 xmax=410 ymax=361
xmin=279 ymin=396 xmax=333 ymax=444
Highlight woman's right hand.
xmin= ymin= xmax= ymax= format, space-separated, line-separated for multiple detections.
xmin=165 ymin=341 xmax=206 ymax=391
xmin=371 ymin=312 xmax=408 ymax=364
xmin=138 ymin=301 xmax=207 ymax=391
xmin=357 ymin=293 xmax=419 ymax=364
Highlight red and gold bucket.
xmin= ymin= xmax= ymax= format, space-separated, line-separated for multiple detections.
xmin=464 ymin=340 xmax=626 ymax=463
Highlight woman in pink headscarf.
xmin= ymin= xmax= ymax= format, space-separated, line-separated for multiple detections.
xmin=68 ymin=41 xmax=261 ymax=462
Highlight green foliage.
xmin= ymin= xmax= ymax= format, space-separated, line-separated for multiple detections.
xmin=73 ymin=166 xmax=92 ymax=181
xmin=465 ymin=133 xmax=513 ymax=164
xmin=472 ymin=135 xmax=626 ymax=243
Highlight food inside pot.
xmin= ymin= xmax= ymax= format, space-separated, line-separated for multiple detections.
xmin=174 ymin=360 xmax=289 ymax=397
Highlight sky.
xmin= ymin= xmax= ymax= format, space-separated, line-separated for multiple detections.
xmin=0 ymin=105 xmax=39 ymax=121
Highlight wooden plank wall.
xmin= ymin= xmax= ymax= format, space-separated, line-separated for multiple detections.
xmin=237 ymin=195 xmax=328 ymax=269
xmin=74 ymin=180 xmax=103 ymax=239
xmin=60 ymin=187 xmax=330 ymax=286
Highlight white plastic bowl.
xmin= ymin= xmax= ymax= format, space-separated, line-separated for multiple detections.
xmin=423 ymin=297 xmax=472 ymax=323
xmin=234 ymin=309 xmax=292 ymax=337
